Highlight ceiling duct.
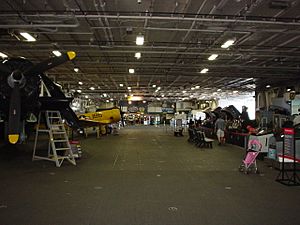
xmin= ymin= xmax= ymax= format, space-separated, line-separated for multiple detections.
xmin=269 ymin=0 xmax=291 ymax=9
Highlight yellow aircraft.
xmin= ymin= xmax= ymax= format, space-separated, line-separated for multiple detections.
xmin=78 ymin=107 xmax=122 ymax=135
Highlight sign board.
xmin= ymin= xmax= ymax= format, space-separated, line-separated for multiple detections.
xmin=283 ymin=128 xmax=295 ymax=159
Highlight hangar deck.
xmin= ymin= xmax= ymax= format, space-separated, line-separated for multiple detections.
xmin=0 ymin=126 xmax=299 ymax=225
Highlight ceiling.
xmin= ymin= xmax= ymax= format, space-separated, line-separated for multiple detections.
xmin=1 ymin=0 xmax=300 ymax=102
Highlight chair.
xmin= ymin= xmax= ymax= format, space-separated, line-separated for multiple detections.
xmin=199 ymin=131 xmax=213 ymax=148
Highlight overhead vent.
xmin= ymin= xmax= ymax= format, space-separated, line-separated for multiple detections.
xmin=269 ymin=0 xmax=291 ymax=9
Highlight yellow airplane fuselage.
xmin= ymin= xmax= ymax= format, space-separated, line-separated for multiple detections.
xmin=78 ymin=108 xmax=121 ymax=125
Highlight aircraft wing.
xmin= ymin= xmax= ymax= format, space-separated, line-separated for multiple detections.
xmin=78 ymin=118 xmax=112 ymax=127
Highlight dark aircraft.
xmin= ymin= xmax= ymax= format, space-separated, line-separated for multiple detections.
xmin=0 ymin=52 xmax=81 ymax=144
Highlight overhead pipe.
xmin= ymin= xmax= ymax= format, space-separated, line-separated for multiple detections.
xmin=1 ymin=12 xmax=300 ymax=26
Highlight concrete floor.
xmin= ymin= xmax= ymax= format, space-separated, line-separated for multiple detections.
xmin=0 ymin=126 xmax=299 ymax=225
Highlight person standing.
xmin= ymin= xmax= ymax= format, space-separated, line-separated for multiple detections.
xmin=215 ymin=116 xmax=226 ymax=145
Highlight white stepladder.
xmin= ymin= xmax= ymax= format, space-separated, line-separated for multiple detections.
xmin=32 ymin=110 xmax=76 ymax=167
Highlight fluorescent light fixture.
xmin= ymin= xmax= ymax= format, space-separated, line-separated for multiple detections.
xmin=119 ymin=83 xmax=124 ymax=87
xmin=76 ymin=90 xmax=82 ymax=93
xmin=155 ymin=89 xmax=159 ymax=92
xmin=200 ymin=68 xmax=209 ymax=74
xmin=52 ymin=50 xmax=62 ymax=57
xmin=217 ymin=89 xmax=222 ymax=91
xmin=0 ymin=52 xmax=8 ymax=58
xmin=128 ymin=96 xmax=143 ymax=101
xmin=266 ymin=85 xmax=271 ymax=88
xmin=128 ymin=87 xmax=131 ymax=90
xmin=129 ymin=68 xmax=135 ymax=74
xmin=136 ymin=34 xmax=144 ymax=45
xmin=182 ymin=90 xmax=187 ymax=93
xmin=208 ymin=54 xmax=218 ymax=61
xmin=19 ymin=32 xmax=36 ymax=42
xmin=221 ymin=39 xmax=235 ymax=49
xmin=152 ymin=84 xmax=156 ymax=88
xmin=78 ymin=81 xmax=83 ymax=85
xmin=74 ymin=67 xmax=79 ymax=73
xmin=195 ymin=86 xmax=200 ymax=89
xmin=157 ymin=87 xmax=161 ymax=90
xmin=135 ymin=52 xmax=141 ymax=59
xmin=89 ymin=87 xmax=95 ymax=90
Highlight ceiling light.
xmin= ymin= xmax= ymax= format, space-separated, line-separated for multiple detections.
xmin=182 ymin=90 xmax=187 ymax=93
xmin=217 ymin=89 xmax=222 ymax=91
xmin=266 ymin=85 xmax=271 ymax=88
xmin=221 ymin=39 xmax=235 ymax=49
xmin=152 ymin=84 xmax=156 ymax=88
xmin=128 ymin=87 xmax=131 ymax=90
xmin=77 ymin=90 xmax=82 ymax=93
xmin=78 ymin=81 xmax=83 ymax=85
xmin=129 ymin=68 xmax=135 ymax=74
xmin=110 ymin=98 xmax=114 ymax=101
xmin=136 ymin=34 xmax=144 ymax=45
xmin=190 ymin=95 xmax=194 ymax=98
xmin=85 ymin=95 xmax=89 ymax=99
xmin=157 ymin=87 xmax=161 ymax=90
xmin=89 ymin=87 xmax=95 ymax=90
xmin=128 ymin=101 xmax=132 ymax=104
xmin=208 ymin=54 xmax=218 ymax=61
xmin=128 ymin=96 xmax=143 ymax=101
xmin=195 ymin=86 xmax=200 ymax=89
xmin=103 ymin=93 xmax=107 ymax=97
xmin=52 ymin=50 xmax=62 ymax=57
xmin=135 ymin=52 xmax=141 ymax=59
xmin=74 ymin=67 xmax=79 ymax=73
xmin=155 ymin=89 xmax=159 ymax=92
xmin=143 ymin=100 xmax=146 ymax=103
xmin=200 ymin=68 xmax=209 ymax=73
xmin=157 ymin=97 xmax=161 ymax=101
xmin=119 ymin=83 xmax=124 ymax=87
xmin=19 ymin=32 xmax=36 ymax=42
xmin=129 ymin=89 xmax=132 ymax=92
xmin=287 ymin=88 xmax=291 ymax=92
xmin=233 ymin=90 xmax=239 ymax=93
xmin=106 ymin=100 xmax=110 ymax=103
xmin=161 ymin=94 xmax=165 ymax=97
xmin=124 ymin=94 xmax=128 ymax=97
xmin=0 ymin=52 xmax=8 ymax=58
xmin=191 ymin=87 xmax=195 ymax=90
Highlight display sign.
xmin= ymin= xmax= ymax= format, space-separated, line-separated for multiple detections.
xmin=283 ymin=128 xmax=295 ymax=159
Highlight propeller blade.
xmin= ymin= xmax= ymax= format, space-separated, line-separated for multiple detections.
xmin=0 ymin=62 xmax=12 ymax=75
xmin=8 ymin=84 xmax=21 ymax=144
xmin=24 ymin=51 xmax=76 ymax=76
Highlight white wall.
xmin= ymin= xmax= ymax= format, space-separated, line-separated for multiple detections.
xmin=218 ymin=92 xmax=255 ymax=119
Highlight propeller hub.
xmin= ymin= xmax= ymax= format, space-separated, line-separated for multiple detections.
xmin=7 ymin=70 xmax=26 ymax=88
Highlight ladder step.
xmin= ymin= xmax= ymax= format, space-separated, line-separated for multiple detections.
xmin=52 ymin=131 xmax=66 ymax=134
xmin=55 ymin=147 xmax=71 ymax=151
